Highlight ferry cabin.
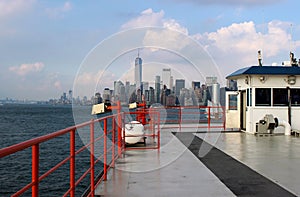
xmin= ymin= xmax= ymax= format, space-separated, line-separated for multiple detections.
xmin=225 ymin=65 xmax=300 ymax=134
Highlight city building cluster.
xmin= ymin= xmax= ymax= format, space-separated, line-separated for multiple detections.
xmin=92 ymin=54 xmax=237 ymax=107
xmin=47 ymin=53 xmax=238 ymax=107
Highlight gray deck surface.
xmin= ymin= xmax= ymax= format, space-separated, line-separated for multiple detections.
xmin=95 ymin=125 xmax=300 ymax=197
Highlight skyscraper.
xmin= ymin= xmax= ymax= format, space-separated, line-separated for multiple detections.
xmin=135 ymin=52 xmax=142 ymax=92
xmin=175 ymin=79 xmax=185 ymax=97
xmin=162 ymin=68 xmax=171 ymax=89
xmin=155 ymin=76 xmax=161 ymax=103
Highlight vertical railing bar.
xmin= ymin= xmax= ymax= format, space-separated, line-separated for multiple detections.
xmin=117 ymin=101 xmax=122 ymax=156
xmin=158 ymin=112 xmax=160 ymax=150
xmin=208 ymin=106 xmax=211 ymax=130
xmin=70 ymin=129 xmax=76 ymax=197
xmin=32 ymin=144 xmax=39 ymax=197
xmin=90 ymin=120 xmax=95 ymax=197
xmin=104 ymin=118 xmax=107 ymax=181
xmin=112 ymin=116 xmax=115 ymax=167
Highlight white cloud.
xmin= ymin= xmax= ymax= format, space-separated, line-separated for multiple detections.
xmin=0 ymin=0 xmax=35 ymax=19
xmin=9 ymin=62 xmax=44 ymax=76
xmin=194 ymin=20 xmax=300 ymax=71
xmin=45 ymin=1 xmax=72 ymax=19
xmin=121 ymin=8 xmax=164 ymax=29
xmin=121 ymin=8 xmax=188 ymax=35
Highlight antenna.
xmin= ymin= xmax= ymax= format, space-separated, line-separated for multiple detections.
xmin=137 ymin=48 xmax=140 ymax=58
xmin=258 ymin=50 xmax=262 ymax=66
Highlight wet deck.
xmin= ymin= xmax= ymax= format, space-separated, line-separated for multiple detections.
xmin=95 ymin=125 xmax=300 ymax=197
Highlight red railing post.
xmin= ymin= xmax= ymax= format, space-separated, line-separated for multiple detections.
xmin=32 ymin=144 xmax=39 ymax=197
xmin=112 ymin=117 xmax=115 ymax=167
xmin=142 ymin=101 xmax=146 ymax=125
xmin=117 ymin=101 xmax=122 ymax=156
xmin=223 ymin=106 xmax=226 ymax=130
xmin=103 ymin=118 xmax=107 ymax=181
xmin=179 ymin=107 xmax=182 ymax=131
xmin=70 ymin=130 xmax=75 ymax=197
xmin=90 ymin=120 xmax=95 ymax=197
xmin=208 ymin=106 xmax=211 ymax=129
xmin=157 ymin=112 xmax=160 ymax=150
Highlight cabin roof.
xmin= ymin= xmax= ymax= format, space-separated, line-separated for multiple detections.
xmin=226 ymin=66 xmax=300 ymax=79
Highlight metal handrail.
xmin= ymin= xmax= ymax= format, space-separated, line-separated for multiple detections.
xmin=0 ymin=104 xmax=224 ymax=196
xmin=0 ymin=112 xmax=123 ymax=197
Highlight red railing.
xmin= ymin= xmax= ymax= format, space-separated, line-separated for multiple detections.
xmin=0 ymin=104 xmax=224 ymax=196
xmin=151 ymin=105 xmax=225 ymax=130
xmin=0 ymin=113 xmax=123 ymax=197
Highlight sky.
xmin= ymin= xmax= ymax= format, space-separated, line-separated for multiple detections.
xmin=1 ymin=0 xmax=300 ymax=100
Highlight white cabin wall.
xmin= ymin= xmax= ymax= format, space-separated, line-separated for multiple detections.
xmin=232 ymin=74 xmax=300 ymax=134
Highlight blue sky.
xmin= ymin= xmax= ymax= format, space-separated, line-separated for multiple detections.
xmin=1 ymin=0 xmax=300 ymax=100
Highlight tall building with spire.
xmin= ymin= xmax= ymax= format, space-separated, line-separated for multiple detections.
xmin=135 ymin=51 xmax=143 ymax=94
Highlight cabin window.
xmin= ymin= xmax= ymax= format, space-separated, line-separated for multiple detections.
xmin=291 ymin=89 xmax=300 ymax=106
xmin=228 ymin=94 xmax=238 ymax=110
xmin=255 ymin=88 xmax=271 ymax=106
xmin=273 ymin=88 xmax=288 ymax=106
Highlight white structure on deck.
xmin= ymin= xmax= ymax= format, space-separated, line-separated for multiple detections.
xmin=225 ymin=65 xmax=300 ymax=135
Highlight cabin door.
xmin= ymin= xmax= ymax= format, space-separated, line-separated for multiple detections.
xmin=240 ymin=91 xmax=247 ymax=130
xmin=225 ymin=91 xmax=240 ymax=129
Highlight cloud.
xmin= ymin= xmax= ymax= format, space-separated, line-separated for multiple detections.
xmin=0 ymin=0 xmax=35 ymax=19
xmin=121 ymin=8 xmax=188 ymax=34
xmin=170 ymin=0 xmax=283 ymax=6
xmin=45 ymin=1 xmax=72 ymax=19
xmin=122 ymin=9 xmax=300 ymax=77
xmin=194 ymin=20 xmax=300 ymax=72
xmin=9 ymin=62 xmax=44 ymax=76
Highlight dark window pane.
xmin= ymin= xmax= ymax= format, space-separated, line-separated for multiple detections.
xmin=255 ymin=88 xmax=271 ymax=106
xmin=229 ymin=94 xmax=237 ymax=110
xmin=291 ymin=89 xmax=300 ymax=106
xmin=273 ymin=88 xmax=288 ymax=106
xmin=247 ymin=88 xmax=252 ymax=106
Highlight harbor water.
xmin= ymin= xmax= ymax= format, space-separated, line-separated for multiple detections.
xmin=0 ymin=104 xmax=93 ymax=196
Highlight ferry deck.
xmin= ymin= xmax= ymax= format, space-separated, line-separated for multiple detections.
xmin=95 ymin=125 xmax=300 ymax=197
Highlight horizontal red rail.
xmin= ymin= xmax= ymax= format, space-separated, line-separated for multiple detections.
xmin=0 ymin=103 xmax=224 ymax=196
xmin=0 ymin=107 xmax=123 ymax=197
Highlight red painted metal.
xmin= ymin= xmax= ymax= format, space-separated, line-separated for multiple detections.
xmin=0 ymin=113 xmax=123 ymax=197
xmin=70 ymin=129 xmax=75 ymax=197
xmin=32 ymin=144 xmax=39 ymax=197
xmin=112 ymin=117 xmax=115 ymax=167
xmin=103 ymin=118 xmax=107 ymax=181
xmin=90 ymin=120 xmax=95 ymax=197
xmin=208 ymin=106 xmax=211 ymax=129
xmin=117 ymin=101 xmax=122 ymax=156
xmin=0 ymin=104 xmax=225 ymax=196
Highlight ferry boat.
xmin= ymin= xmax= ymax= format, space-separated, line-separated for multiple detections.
xmin=1 ymin=54 xmax=300 ymax=197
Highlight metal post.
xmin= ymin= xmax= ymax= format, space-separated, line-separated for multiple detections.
xmin=32 ymin=144 xmax=39 ymax=197
xmin=90 ymin=120 xmax=95 ymax=196
xmin=179 ymin=107 xmax=182 ymax=131
xmin=117 ymin=101 xmax=122 ymax=156
xmin=70 ymin=130 xmax=75 ymax=197
xmin=112 ymin=117 xmax=115 ymax=167
xmin=208 ymin=106 xmax=211 ymax=129
xmin=104 ymin=119 xmax=107 ymax=181
xmin=157 ymin=113 xmax=160 ymax=150
xmin=142 ymin=101 xmax=146 ymax=125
